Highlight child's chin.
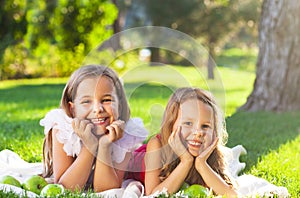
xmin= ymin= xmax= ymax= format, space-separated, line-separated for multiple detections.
xmin=94 ymin=126 xmax=107 ymax=135
xmin=189 ymin=149 xmax=200 ymax=157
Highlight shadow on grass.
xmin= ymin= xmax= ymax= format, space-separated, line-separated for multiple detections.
xmin=225 ymin=111 xmax=300 ymax=172
xmin=0 ymin=84 xmax=65 ymax=109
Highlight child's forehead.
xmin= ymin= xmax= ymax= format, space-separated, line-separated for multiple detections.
xmin=79 ymin=76 xmax=113 ymax=85
xmin=77 ymin=76 xmax=116 ymax=94
xmin=180 ymin=98 xmax=206 ymax=107
xmin=179 ymin=99 xmax=213 ymax=114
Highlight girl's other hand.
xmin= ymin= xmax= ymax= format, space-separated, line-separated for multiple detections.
xmin=195 ymin=137 xmax=219 ymax=167
xmin=168 ymin=126 xmax=193 ymax=163
xmin=99 ymin=119 xmax=125 ymax=146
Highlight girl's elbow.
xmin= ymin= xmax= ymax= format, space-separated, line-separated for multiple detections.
xmin=144 ymin=185 xmax=153 ymax=196
xmin=54 ymin=175 xmax=61 ymax=185
xmin=57 ymin=177 xmax=83 ymax=192
xmin=93 ymin=179 xmax=120 ymax=192
xmin=224 ymin=189 xmax=239 ymax=198
xmin=145 ymin=189 xmax=154 ymax=196
xmin=145 ymin=186 xmax=159 ymax=196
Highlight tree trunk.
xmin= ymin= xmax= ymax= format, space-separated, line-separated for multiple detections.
xmin=207 ymin=44 xmax=215 ymax=79
xmin=150 ymin=47 xmax=160 ymax=65
xmin=112 ymin=0 xmax=121 ymax=49
xmin=240 ymin=0 xmax=300 ymax=112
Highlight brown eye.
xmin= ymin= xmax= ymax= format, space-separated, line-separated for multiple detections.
xmin=102 ymin=98 xmax=112 ymax=103
xmin=183 ymin=121 xmax=193 ymax=127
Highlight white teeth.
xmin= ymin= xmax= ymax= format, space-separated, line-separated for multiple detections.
xmin=189 ymin=141 xmax=201 ymax=146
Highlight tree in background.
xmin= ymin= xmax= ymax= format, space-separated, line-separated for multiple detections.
xmin=241 ymin=0 xmax=300 ymax=111
xmin=125 ymin=0 xmax=260 ymax=79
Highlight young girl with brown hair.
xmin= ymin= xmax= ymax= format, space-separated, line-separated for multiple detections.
xmin=144 ymin=87 xmax=238 ymax=197
xmin=40 ymin=65 xmax=148 ymax=192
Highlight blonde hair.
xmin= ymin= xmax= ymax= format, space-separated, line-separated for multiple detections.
xmin=159 ymin=87 xmax=233 ymax=187
xmin=42 ymin=65 xmax=130 ymax=177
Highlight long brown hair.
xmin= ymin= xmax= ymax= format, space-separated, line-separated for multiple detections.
xmin=42 ymin=65 xmax=130 ymax=177
xmin=159 ymin=87 xmax=233 ymax=187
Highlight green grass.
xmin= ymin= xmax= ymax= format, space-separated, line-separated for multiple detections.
xmin=216 ymin=47 xmax=258 ymax=72
xmin=0 ymin=66 xmax=299 ymax=197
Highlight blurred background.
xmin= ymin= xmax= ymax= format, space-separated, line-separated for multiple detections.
xmin=0 ymin=0 xmax=261 ymax=80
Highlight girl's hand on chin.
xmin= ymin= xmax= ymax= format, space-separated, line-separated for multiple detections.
xmin=168 ymin=126 xmax=193 ymax=164
xmin=195 ymin=137 xmax=219 ymax=167
xmin=99 ymin=119 xmax=125 ymax=146
xmin=72 ymin=118 xmax=98 ymax=151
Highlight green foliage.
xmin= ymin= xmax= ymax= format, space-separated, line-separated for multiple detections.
xmin=24 ymin=0 xmax=117 ymax=52
xmin=1 ymin=41 xmax=86 ymax=79
xmin=0 ymin=0 xmax=261 ymax=80
xmin=0 ymin=0 xmax=27 ymax=48
xmin=51 ymin=0 xmax=117 ymax=52
xmin=0 ymin=0 xmax=118 ymax=80
xmin=25 ymin=0 xmax=56 ymax=49
xmin=0 ymin=0 xmax=27 ymax=70
xmin=0 ymin=43 xmax=29 ymax=80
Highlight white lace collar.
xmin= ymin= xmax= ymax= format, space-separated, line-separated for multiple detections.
xmin=40 ymin=109 xmax=148 ymax=163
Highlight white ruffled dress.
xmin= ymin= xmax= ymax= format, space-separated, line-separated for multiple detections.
xmin=39 ymin=109 xmax=148 ymax=164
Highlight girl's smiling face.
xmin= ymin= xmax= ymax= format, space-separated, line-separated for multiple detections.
xmin=69 ymin=76 xmax=119 ymax=135
xmin=173 ymin=99 xmax=215 ymax=157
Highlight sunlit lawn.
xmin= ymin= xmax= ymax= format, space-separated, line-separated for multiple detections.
xmin=0 ymin=65 xmax=299 ymax=197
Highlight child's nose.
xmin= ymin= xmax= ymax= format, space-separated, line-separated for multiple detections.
xmin=192 ymin=128 xmax=205 ymax=138
xmin=93 ymin=103 xmax=104 ymax=114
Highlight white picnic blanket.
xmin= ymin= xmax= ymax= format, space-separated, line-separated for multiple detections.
xmin=0 ymin=146 xmax=290 ymax=197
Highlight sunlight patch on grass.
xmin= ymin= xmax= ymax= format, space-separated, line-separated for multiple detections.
xmin=249 ymin=135 xmax=300 ymax=196
xmin=0 ymin=77 xmax=68 ymax=89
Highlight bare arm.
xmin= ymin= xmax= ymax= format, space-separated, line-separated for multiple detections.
xmin=195 ymin=138 xmax=238 ymax=197
xmin=52 ymin=128 xmax=97 ymax=191
xmin=93 ymin=120 xmax=127 ymax=192
xmin=145 ymin=129 xmax=194 ymax=195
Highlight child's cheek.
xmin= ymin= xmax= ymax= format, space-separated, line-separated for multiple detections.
xmin=111 ymin=102 xmax=119 ymax=120
xmin=181 ymin=127 xmax=192 ymax=139
xmin=207 ymin=133 xmax=214 ymax=145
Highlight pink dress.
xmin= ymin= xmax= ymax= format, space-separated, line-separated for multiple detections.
xmin=124 ymin=135 xmax=161 ymax=185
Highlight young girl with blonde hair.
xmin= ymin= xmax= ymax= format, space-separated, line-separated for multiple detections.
xmin=144 ymin=87 xmax=238 ymax=197
xmin=40 ymin=65 xmax=148 ymax=192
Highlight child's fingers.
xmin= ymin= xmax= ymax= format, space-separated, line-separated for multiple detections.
xmin=85 ymin=122 xmax=94 ymax=134
xmin=110 ymin=116 xmax=114 ymax=125
xmin=73 ymin=118 xmax=88 ymax=135
xmin=170 ymin=126 xmax=181 ymax=139
xmin=109 ymin=123 xmax=122 ymax=139
xmin=198 ymin=137 xmax=219 ymax=159
xmin=174 ymin=126 xmax=183 ymax=141
xmin=106 ymin=125 xmax=116 ymax=141
xmin=72 ymin=118 xmax=79 ymax=130
xmin=168 ymin=126 xmax=179 ymax=144
xmin=169 ymin=126 xmax=189 ymax=157
xmin=105 ymin=120 xmax=125 ymax=142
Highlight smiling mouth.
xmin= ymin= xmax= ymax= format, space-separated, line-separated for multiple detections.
xmin=91 ymin=117 xmax=109 ymax=125
xmin=187 ymin=140 xmax=203 ymax=148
